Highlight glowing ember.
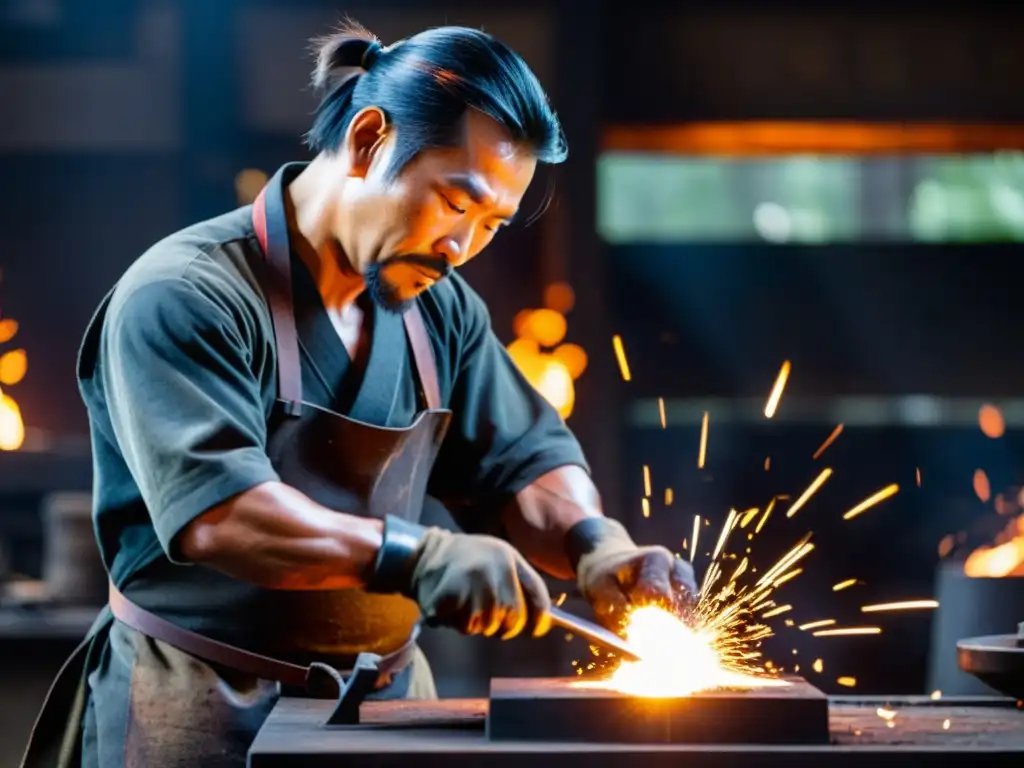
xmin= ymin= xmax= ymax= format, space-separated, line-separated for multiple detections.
xmin=842 ymin=483 xmax=899 ymax=521
xmin=978 ymin=404 xmax=1005 ymax=439
xmin=611 ymin=335 xmax=631 ymax=381
xmin=812 ymin=424 xmax=843 ymax=460
xmin=860 ymin=599 xmax=938 ymax=613
xmin=698 ymin=411 xmax=709 ymax=469
xmin=764 ymin=360 xmax=791 ymax=419
xmin=812 ymin=626 xmax=882 ymax=637
xmin=785 ymin=468 xmax=832 ymax=518
xmin=590 ymin=606 xmax=789 ymax=697
xmin=974 ymin=469 xmax=991 ymax=503
xmin=799 ymin=619 xmax=836 ymax=631
xmin=964 ymin=514 xmax=1024 ymax=577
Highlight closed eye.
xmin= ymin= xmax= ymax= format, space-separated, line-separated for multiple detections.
xmin=440 ymin=194 xmax=465 ymax=215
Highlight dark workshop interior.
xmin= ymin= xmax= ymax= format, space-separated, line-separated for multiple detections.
xmin=1 ymin=1 xmax=1023 ymax=765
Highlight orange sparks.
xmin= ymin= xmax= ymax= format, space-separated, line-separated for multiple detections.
xmin=762 ymin=604 xmax=792 ymax=618
xmin=641 ymin=498 xmax=651 ymax=518
xmin=755 ymin=538 xmax=814 ymax=588
xmin=837 ymin=677 xmax=857 ymax=688
xmin=860 ymin=600 xmax=938 ymax=613
xmin=643 ymin=465 xmax=651 ymax=497
xmin=930 ymin=690 xmax=942 ymax=700
xmin=664 ymin=488 xmax=674 ymax=506
xmin=942 ymin=718 xmax=951 ymax=730
xmin=658 ymin=397 xmax=667 ymax=428
xmin=764 ymin=360 xmax=791 ymax=419
xmin=611 ymin=335 xmax=631 ymax=381
xmin=773 ymin=568 xmax=803 ymax=588
xmin=711 ymin=508 xmax=738 ymax=561
xmin=690 ymin=515 xmax=701 ymax=563
xmin=812 ymin=659 xmax=824 ymax=673
xmin=812 ymin=424 xmax=843 ymax=460
xmin=916 ymin=467 xmax=922 ymax=487
xmin=832 ymin=579 xmax=858 ymax=591
xmin=785 ymin=468 xmax=833 ymax=518
xmin=812 ymin=627 xmax=882 ymax=637
xmin=755 ymin=497 xmax=776 ymax=534
xmin=842 ymin=483 xmax=900 ymax=521
xmin=973 ymin=469 xmax=991 ymax=503
xmin=877 ymin=707 xmax=897 ymax=721
xmin=764 ymin=456 xmax=771 ymax=471
xmin=739 ymin=507 xmax=760 ymax=528
xmin=555 ymin=592 xmax=567 ymax=607
xmin=799 ymin=619 xmax=836 ymax=631
xmin=698 ymin=411 xmax=709 ymax=468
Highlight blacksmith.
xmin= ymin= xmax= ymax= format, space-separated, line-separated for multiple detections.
xmin=22 ymin=22 xmax=696 ymax=768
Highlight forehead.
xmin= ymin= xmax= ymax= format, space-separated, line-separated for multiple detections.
xmin=417 ymin=111 xmax=537 ymax=199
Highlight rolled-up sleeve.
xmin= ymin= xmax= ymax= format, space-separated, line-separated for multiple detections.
xmin=101 ymin=277 xmax=280 ymax=561
xmin=429 ymin=289 xmax=588 ymax=530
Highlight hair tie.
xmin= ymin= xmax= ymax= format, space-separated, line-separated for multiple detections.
xmin=361 ymin=40 xmax=383 ymax=70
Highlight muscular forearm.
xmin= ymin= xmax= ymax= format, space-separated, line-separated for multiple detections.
xmin=500 ymin=465 xmax=603 ymax=580
xmin=176 ymin=481 xmax=383 ymax=590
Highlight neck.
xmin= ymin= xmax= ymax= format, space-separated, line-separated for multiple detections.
xmin=285 ymin=159 xmax=366 ymax=311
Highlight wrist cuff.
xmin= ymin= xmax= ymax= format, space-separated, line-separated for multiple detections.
xmin=366 ymin=516 xmax=428 ymax=595
xmin=564 ymin=516 xmax=633 ymax=573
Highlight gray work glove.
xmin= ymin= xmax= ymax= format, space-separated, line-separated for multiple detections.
xmin=367 ymin=516 xmax=552 ymax=639
xmin=565 ymin=517 xmax=698 ymax=626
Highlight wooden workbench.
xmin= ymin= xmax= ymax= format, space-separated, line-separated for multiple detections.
xmin=248 ymin=695 xmax=1024 ymax=767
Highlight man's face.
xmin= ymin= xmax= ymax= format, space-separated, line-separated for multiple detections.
xmin=338 ymin=109 xmax=537 ymax=312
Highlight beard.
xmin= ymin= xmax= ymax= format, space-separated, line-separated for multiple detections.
xmin=364 ymin=255 xmax=452 ymax=315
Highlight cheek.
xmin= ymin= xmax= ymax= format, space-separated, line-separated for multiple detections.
xmin=392 ymin=197 xmax=444 ymax=248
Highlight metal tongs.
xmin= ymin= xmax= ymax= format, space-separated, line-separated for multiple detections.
xmin=549 ymin=605 xmax=643 ymax=662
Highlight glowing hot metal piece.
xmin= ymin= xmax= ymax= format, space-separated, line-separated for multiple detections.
xmin=582 ymin=606 xmax=789 ymax=697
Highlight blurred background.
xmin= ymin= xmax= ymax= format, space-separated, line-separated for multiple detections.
xmin=2 ymin=0 xmax=1024 ymax=761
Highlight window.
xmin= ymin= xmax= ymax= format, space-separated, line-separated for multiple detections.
xmin=598 ymin=152 xmax=1024 ymax=244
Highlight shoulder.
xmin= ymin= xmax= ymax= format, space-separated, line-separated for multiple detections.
xmin=106 ymin=208 xmax=269 ymax=347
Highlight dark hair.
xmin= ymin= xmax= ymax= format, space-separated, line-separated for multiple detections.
xmin=306 ymin=20 xmax=567 ymax=179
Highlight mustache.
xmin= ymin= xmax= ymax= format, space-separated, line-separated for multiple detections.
xmin=384 ymin=255 xmax=453 ymax=280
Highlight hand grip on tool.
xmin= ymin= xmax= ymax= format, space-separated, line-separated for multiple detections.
xmin=548 ymin=605 xmax=644 ymax=662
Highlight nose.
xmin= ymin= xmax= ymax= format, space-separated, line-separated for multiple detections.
xmin=434 ymin=234 xmax=472 ymax=268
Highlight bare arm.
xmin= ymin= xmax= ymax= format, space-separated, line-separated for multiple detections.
xmin=178 ymin=481 xmax=383 ymax=590
xmin=500 ymin=465 xmax=603 ymax=580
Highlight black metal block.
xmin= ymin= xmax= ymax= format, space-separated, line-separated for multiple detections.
xmin=486 ymin=676 xmax=829 ymax=744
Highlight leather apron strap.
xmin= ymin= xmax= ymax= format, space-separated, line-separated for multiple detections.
xmin=108 ymin=582 xmax=419 ymax=688
xmin=252 ymin=188 xmax=442 ymax=411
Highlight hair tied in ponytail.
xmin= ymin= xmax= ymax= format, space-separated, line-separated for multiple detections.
xmin=361 ymin=40 xmax=383 ymax=70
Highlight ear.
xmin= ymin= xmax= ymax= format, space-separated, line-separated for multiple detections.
xmin=344 ymin=106 xmax=389 ymax=179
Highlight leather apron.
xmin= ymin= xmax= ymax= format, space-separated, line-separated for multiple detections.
xmin=19 ymin=171 xmax=453 ymax=767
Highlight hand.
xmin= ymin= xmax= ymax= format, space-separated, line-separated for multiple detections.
xmin=410 ymin=528 xmax=552 ymax=638
xmin=566 ymin=517 xmax=697 ymax=626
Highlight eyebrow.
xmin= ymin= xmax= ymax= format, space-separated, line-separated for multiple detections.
xmin=444 ymin=174 xmax=518 ymax=222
